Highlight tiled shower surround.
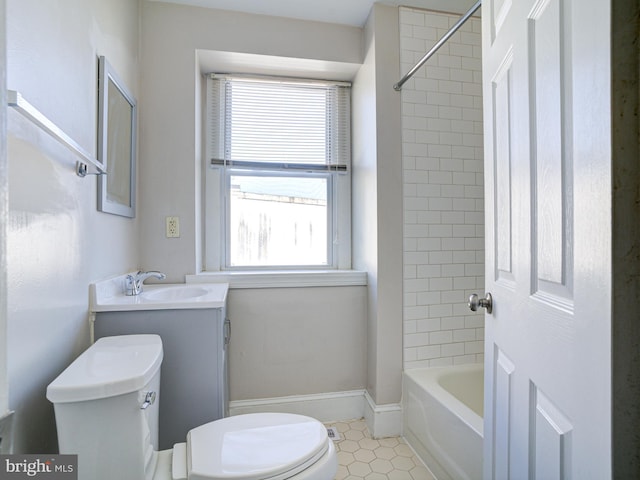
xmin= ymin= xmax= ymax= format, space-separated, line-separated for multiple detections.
xmin=400 ymin=7 xmax=485 ymax=369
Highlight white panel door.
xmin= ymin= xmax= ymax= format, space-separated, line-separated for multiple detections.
xmin=482 ymin=0 xmax=612 ymax=478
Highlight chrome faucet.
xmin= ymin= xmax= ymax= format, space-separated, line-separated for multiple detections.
xmin=124 ymin=270 xmax=166 ymax=296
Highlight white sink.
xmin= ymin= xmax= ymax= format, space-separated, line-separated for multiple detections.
xmin=90 ymin=276 xmax=229 ymax=312
xmin=142 ymin=286 xmax=210 ymax=302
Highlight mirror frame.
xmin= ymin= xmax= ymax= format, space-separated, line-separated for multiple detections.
xmin=97 ymin=56 xmax=137 ymax=217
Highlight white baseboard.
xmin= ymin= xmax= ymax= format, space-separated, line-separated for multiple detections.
xmin=229 ymin=390 xmax=403 ymax=439
xmin=228 ymin=390 xmax=366 ymax=422
xmin=364 ymin=391 xmax=403 ymax=438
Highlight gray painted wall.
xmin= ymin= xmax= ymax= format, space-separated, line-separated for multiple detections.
xmin=139 ymin=1 xmax=391 ymax=404
xmin=5 ymin=0 xmax=140 ymax=453
xmin=352 ymin=4 xmax=404 ymax=407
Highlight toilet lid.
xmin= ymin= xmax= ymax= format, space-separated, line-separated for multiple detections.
xmin=187 ymin=413 xmax=329 ymax=480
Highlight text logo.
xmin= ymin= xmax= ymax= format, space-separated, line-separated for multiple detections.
xmin=0 ymin=455 xmax=77 ymax=479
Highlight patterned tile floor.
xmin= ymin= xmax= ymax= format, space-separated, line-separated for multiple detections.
xmin=324 ymin=419 xmax=436 ymax=480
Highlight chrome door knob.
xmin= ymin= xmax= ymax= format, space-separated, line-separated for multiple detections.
xmin=468 ymin=293 xmax=493 ymax=314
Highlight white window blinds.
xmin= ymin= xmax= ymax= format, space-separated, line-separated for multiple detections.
xmin=208 ymin=75 xmax=351 ymax=172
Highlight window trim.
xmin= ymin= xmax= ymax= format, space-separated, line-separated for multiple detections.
xmin=204 ymin=74 xmax=352 ymax=272
xmin=186 ymin=270 xmax=367 ymax=289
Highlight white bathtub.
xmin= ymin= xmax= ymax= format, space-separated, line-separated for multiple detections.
xmin=403 ymin=364 xmax=483 ymax=480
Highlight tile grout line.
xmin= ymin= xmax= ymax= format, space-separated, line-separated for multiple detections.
xmin=324 ymin=419 xmax=435 ymax=479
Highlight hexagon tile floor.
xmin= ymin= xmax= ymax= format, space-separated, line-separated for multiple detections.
xmin=324 ymin=419 xmax=436 ymax=480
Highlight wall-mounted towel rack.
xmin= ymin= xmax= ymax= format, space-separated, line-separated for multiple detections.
xmin=7 ymin=90 xmax=104 ymax=177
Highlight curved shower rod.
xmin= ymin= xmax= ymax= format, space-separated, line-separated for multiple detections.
xmin=394 ymin=0 xmax=482 ymax=91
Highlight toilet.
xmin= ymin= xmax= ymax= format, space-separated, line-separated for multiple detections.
xmin=46 ymin=334 xmax=337 ymax=480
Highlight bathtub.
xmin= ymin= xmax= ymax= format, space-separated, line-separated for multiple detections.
xmin=403 ymin=364 xmax=483 ymax=480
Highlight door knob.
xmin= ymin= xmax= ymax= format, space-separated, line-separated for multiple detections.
xmin=468 ymin=293 xmax=493 ymax=314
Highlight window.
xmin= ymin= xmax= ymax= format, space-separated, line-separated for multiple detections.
xmin=205 ymin=74 xmax=351 ymax=270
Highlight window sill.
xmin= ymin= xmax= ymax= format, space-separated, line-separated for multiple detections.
xmin=186 ymin=270 xmax=368 ymax=289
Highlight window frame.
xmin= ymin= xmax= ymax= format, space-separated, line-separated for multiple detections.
xmin=204 ymin=74 xmax=352 ymax=272
xmin=224 ymin=168 xmax=334 ymax=270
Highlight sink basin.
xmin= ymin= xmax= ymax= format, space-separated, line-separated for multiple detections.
xmin=90 ymin=277 xmax=229 ymax=312
xmin=142 ymin=286 xmax=209 ymax=301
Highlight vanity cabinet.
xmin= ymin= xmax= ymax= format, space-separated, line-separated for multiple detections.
xmin=94 ymin=306 xmax=229 ymax=450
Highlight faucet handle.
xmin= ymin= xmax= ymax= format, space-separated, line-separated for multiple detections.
xmin=124 ymin=270 xmax=166 ymax=296
xmin=124 ymin=274 xmax=138 ymax=296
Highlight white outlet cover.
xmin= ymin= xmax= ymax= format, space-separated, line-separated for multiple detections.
xmin=166 ymin=216 xmax=180 ymax=237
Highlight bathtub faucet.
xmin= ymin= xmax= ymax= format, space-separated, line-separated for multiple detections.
xmin=124 ymin=270 xmax=166 ymax=296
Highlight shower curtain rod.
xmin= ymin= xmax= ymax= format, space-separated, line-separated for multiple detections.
xmin=394 ymin=0 xmax=482 ymax=91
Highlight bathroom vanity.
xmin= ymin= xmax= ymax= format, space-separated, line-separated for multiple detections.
xmin=90 ymin=277 xmax=229 ymax=450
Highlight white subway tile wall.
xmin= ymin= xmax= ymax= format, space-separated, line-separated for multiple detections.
xmin=400 ymin=7 xmax=485 ymax=369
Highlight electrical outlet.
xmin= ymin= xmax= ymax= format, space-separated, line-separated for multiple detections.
xmin=166 ymin=216 xmax=180 ymax=238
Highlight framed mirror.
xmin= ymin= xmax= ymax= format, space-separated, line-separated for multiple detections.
xmin=97 ymin=56 xmax=136 ymax=217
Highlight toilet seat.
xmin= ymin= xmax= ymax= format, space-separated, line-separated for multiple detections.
xmin=184 ymin=413 xmax=332 ymax=480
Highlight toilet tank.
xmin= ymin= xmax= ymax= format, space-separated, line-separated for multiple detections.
xmin=46 ymin=335 xmax=163 ymax=480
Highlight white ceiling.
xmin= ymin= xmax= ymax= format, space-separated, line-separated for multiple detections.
xmin=147 ymin=0 xmax=477 ymax=27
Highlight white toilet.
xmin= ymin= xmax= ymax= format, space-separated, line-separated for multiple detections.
xmin=46 ymin=334 xmax=337 ymax=480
